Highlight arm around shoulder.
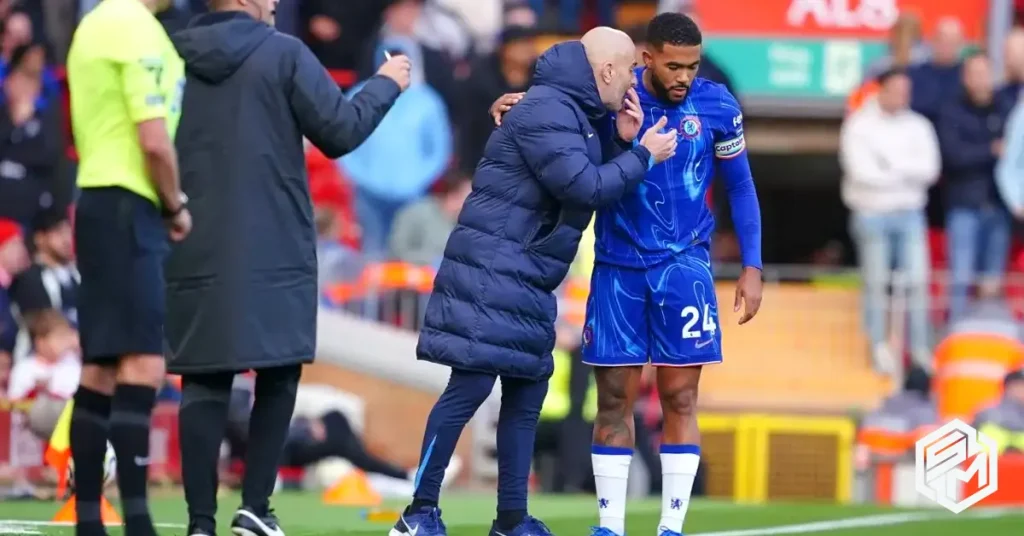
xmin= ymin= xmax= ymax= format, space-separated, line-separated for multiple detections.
xmin=287 ymin=41 xmax=401 ymax=159
xmin=515 ymin=101 xmax=649 ymax=209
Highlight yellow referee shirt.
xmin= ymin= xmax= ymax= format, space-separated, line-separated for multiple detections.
xmin=67 ymin=0 xmax=185 ymax=205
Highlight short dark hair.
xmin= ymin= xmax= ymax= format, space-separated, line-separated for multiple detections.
xmin=646 ymin=12 xmax=702 ymax=50
xmin=876 ymin=67 xmax=907 ymax=85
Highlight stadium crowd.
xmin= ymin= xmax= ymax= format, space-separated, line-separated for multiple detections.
xmin=0 ymin=0 xmax=1022 ymax=502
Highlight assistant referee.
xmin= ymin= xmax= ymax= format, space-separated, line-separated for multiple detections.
xmin=66 ymin=1 xmax=188 ymax=535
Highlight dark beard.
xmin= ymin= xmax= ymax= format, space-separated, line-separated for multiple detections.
xmin=649 ymin=72 xmax=687 ymax=104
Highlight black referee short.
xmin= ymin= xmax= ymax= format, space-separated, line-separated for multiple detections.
xmin=75 ymin=186 xmax=169 ymax=364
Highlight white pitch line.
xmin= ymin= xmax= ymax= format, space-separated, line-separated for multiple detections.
xmin=2 ymin=520 xmax=186 ymax=528
xmin=690 ymin=508 xmax=1022 ymax=536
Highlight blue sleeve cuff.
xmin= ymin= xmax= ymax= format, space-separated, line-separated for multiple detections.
xmin=632 ymin=139 xmax=654 ymax=169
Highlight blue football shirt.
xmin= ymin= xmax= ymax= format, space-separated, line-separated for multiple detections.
xmin=595 ymin=71 xmax=746 ymax=269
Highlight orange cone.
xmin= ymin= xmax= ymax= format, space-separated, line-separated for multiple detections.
xmin=322 ymin=469 xmax=382 ymax=506
xmin=53 ymin=495 xmax=122 ymax=525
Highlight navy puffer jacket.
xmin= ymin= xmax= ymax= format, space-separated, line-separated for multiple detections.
xmin=416 ymin=41 xmax=651 ymax=380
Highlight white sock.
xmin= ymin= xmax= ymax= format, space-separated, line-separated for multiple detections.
xmin=658 ymin=445 xmax=701 ymax=534
xmin=592 ymin=447 xmax=632 ymax=536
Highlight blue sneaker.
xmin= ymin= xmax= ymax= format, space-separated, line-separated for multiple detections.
xmin=389 ymin=507 xmax=447 ymax=536
xmin=657 ymin=526 xmax=684 ymax=536
xmin=589 ymin=528 xmax=623 ymax=536
xmin=488 ymin=516 xmax=554 ymax=535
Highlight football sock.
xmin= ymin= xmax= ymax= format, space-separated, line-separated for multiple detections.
xmin=242 ymin=365 xmax=302 ymax=515
xmin=109 ymin=383 xmax=158 ymax=536
xmin=496 ymin=509 xmax=527 ymax=531
xmin=411 ymin=370 xmax=496 ymax=506
xmin=70 ymin=386 xmax=112 ymax=533
xmin=179 ymin=373 xmax=235 ymax=533
xmin=592 ymin=446 xmax=632 ymax=536
xmin=658 ymin=444 xmax=701 ymax=533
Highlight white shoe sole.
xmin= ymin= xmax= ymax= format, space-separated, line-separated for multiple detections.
xmin=387 ymin=529 xmax=409 ymax=536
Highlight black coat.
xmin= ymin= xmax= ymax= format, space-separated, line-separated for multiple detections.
xmin=937 ymin=95 xmax=1007 ymax=210
xmin=165 ymin=12 xmax=400 ymax=374
xmin=0 ymin=97 xmax=62 ymax=226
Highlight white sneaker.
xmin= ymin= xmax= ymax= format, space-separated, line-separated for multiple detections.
xmin=872 ymin=343 xmax=897 ymax=376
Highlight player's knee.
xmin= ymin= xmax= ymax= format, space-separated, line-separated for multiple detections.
xmin=79 ymin=364 xmax=118 ymax=395
xmin=660 ymin=385 xmax=698 ymax=418
xmin=596 ymin=380 xmax=631 ymax=416
xmin=117 ymin=354 xmax=166 ymax=388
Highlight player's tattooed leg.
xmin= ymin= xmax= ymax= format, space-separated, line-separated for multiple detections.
xmin=657 ymin=366 xmax=703 ymax=445
xmin=593 ymin=366 xmax=643 ymax=448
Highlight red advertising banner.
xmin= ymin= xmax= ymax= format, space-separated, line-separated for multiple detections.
xmin=696 ymin=0 xmax=988 ymax=41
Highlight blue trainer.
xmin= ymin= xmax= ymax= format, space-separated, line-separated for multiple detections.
xmin=389 ymin=507 xmax=447 ymax=536
xmin=590 ymin=527 xmax=624 ymax=536
xmin=488 ymin=516 xmax=554 ymax=535
xmin=657 ymin=526 xmax=684 ymax=536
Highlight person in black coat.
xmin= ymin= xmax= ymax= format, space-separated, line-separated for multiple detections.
xmin=459 ymin=26 xmax=535 ymax=174
xmin=165 ymin=3 xmax=409 ymax=535
xmin=937 ymin=53 xmax=1012 ymax=321
xmin=0 ymin=43 xmax=63 ymax=228
xmin=393 ymin=29 xmax=676 ymax=536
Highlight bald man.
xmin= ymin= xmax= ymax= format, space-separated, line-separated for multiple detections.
xmin=393 ymin=28 xmax=676 ymax=536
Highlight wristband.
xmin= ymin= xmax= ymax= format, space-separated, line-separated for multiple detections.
xmin=162 ymin=192 xmax=189 ymax=219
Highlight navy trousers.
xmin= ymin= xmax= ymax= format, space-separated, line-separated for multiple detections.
xmin=413 ymin=369 xmax=548 ymax=512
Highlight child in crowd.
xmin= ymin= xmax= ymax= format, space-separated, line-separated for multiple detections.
xmin=8 ymin=309 xmax=80 ymax=440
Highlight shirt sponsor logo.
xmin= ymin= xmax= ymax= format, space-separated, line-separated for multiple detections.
xmin=715 ymin=135 xmax=746 ymax=159
xmin=733 ymin=114 xmax=743 ymax=127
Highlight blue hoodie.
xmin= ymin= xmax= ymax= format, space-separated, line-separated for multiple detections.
xmin=415 ymin=41 xmax=650 ymax=380
xmin=339 ymin=45 xmax=452 ymax=203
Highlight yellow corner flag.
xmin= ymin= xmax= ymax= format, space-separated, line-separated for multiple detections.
xmin=45 ymin=400 xmax=74 ymax=496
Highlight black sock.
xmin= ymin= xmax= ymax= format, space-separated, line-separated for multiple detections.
xmin=409 ymin=498 xmax=438 ymax=512
xmin=109 ymin=383 xmax=157 ymax=536
xmin=496 ymin=509 xmax=527 ymax=530
xmin=241 ymin=365 xmax=302 ymax=515
xmin=179 ymin=373 xmax=234 ymax=533
xmin=70 ymin=386 xmax=112 ymax=533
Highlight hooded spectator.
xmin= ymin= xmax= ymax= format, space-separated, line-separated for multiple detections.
xmin=460 ymin=25 xmax=535 ymax=173
xmin=342 ymin=39 xmax=452 ymax=256
xmin=0 ymin=43 xmax=63 ymax=226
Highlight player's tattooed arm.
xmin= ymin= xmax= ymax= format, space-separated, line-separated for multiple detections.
xmin=593 ymin=367 xmax=642 ymax=448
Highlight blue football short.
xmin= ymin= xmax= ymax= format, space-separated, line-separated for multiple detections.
xmin=581 ymin=245 xmax=722 ymax=367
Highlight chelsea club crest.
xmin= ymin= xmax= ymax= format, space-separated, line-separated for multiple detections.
xmin=680 ymin=115 xmax=701 ymax=139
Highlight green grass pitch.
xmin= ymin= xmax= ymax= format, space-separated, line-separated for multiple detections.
xmin=0 ymin=492 xmax=1021 ymax=535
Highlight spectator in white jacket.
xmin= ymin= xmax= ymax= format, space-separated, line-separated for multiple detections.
xmin=840 ymin=68 xmax=941 ymax=375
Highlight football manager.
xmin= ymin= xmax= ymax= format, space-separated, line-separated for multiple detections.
xmin=163 ymin=1 xmax=410 ymax=535
xmin=391 ymin=27 xmax=677 ymax=536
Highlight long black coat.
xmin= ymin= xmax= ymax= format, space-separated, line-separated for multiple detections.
xmin=165 ymin=12 xmax=400 ymax=374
